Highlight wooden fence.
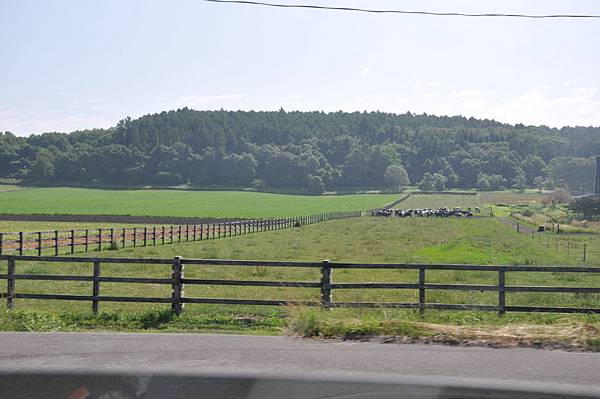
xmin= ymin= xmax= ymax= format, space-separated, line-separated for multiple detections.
xmin=0 ymin=211 xmax=363 ymax=257
xmin=2 ymin=255 xmax=600 ymax=316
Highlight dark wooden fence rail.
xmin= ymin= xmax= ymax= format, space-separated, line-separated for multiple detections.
xmin=0 ymin=211 xmax=365 ymax=257
xmin=2 ymin=255 xmax=600 ymax=316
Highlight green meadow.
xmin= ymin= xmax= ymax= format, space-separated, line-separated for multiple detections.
xmin=399 ymin=193 xmax=482 ymax=210
xmin=0 ymin=188 xmax=398 ymax=218
xmin=2 ymin=216 xmax=600 ymax=340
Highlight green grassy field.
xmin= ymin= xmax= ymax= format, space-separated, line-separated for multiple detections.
xmin=2 ymin=216 xmax=600 ymax=339
xmin=397 ymin=193 xmax=481 ymax=209
xmin=480 ymin=190 xmax=545 ymax=205
xmin=0 ymin=220 xmax=151 ymax=233
xmin=0 ymin=188 xmax=399 ymax=218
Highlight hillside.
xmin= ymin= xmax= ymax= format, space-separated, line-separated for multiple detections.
xmin=1 ymin=109 xmax=599 ymax=193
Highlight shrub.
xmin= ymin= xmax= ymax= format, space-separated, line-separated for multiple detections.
xmin=542 ymin=189 xmax=573 ymax=206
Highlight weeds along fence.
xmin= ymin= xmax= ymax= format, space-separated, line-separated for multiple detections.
xmin=0 ymin=211 xmax=364 ymax=257
xmin=502 ymin=217 xmax=599 ymax=263
xmin=2 ymin=255 xmax=600 ymax=316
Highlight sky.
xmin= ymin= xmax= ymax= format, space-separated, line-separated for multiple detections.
xmin=1 ymin=0 xmax=600 ymax=136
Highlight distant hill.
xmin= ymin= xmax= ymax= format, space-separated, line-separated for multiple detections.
xmin=1 ymin=108 xmax=598 ymax=193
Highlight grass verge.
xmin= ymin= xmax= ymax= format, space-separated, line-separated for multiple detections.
xmin=0 ymin=307 xmax=285 ymax=335
xmin=287 ymin=307 xmax=600 ymax=351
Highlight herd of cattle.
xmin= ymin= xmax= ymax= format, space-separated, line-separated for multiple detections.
xmin=372 ymin=207 xmax=480 ymax=218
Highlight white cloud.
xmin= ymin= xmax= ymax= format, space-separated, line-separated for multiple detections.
xmin=491 ymin=87 xmax=600 ymax=127
xmin=413 ymin=80 xmax=440 ymax=90
xmin=449 ymin=89 xmax=484 ymax=100
xmin=0 ymin=112 xmax=115 ymax=135
xmin=360 ymin=67 xmax=372 ymax=77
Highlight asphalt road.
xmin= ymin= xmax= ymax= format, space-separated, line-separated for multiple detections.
xmin=1 ymin=332 xmax=599 ymax=388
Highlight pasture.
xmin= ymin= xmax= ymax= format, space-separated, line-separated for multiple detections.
xmin=479 ymin=190 xmax=545 ymax=205
xmin=398 ymin=193 xmax=481 ymax=210
xmin=0 ymin=188 xmax=399 ymax=218
xmin=2 ymin=216 xmax=600 ymax=339
xmin=0 ymin=220 xmax=149 ymax=234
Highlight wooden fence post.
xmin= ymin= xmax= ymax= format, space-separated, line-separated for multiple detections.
xmin=583 ymin=244 xmax=587 ymax=262
xmin=143 ymin=227 xmax=147 ymax=247
xmin=171 ymin=256 xmax=184 ymax=315
xmin=498 ymin=268 xmax=506 ymax=316
xmin=178 ymin=225 xmax=182 ymax=242
xmin=18 ymin=232 xmax=23 ymax=255
xmin=85 ymin=229 xmax=89 ymax=252
xmin=153 ymin=227 xmax=157 ymax=246
xmin=516 ymin=223 xmax=520 ymax=233
xmin=70 ymin=229 xmax=75 ymax=254
xmin=133 ymin=227 xmax=137 ymax=247
xmin=171 ymin=226 xmax=174 ymax=243
xmin=7 ymin=256 xmax=15 ymax=310
xmin=92 ymin=259 xmax=101 ymax=314
xmin=419 ymin=266 xmax=426 ymax=316
xmin=54 ymin=230 xmax=59 ymax=256
xmin=193 ymin=225 xmax=197 ymax=241
xmin=0 ymin=232 xmax=3 ymax=256
xmin=37 ymin=231 xmax=42 ymax=256
xmin=200 ymin=225 xmax=203 ymax=240
xmin=99 ymin=228 xmax=103 ymax=251
xmin=122 ymin=228 xmax=126 ymax=248
xmin=320 ymin=260 xmax=332 ymax=309
xmin=110 ymin=228 xmax=114 ymax=246
xmin=186 ymin=225 xmax=189 ymax=241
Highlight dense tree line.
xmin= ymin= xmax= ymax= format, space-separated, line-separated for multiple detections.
xmin=1 ymin=109 xmax=599 ymax=194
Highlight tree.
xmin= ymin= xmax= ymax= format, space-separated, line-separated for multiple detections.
xmin=521 ymin=155 xmax=546 ymax=185
xmin=545 ymin=157 xmax=594 ymax=194
xmin=7 ymin=108 xmax=600 ymax=192
xmin=384 ymin=164 xmax=410 ymax=191
xmin=304 ymin=174 xmax=325 ymax=194
xmin=512 ymin=169 xmax=527 ymax=191
xmin=27 ymin=150 xmax=54 ymax=180
xmin=569 ymin=196 xmax=600 ymax=219
xmin=419 ymin=172 xmax=446 ymax=191
xmin=476 ymin=174 xmax=491 ymax=191
xmin=533 ymin=176 xmax=545 ymax=192
xmin=477 ymin=173 xmax=506 ymax=191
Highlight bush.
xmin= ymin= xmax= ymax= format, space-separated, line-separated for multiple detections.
xmin=569 ymin=196 xmax=600 ymax=219
xmin=542 ymin=189 xmax=573 ymax=206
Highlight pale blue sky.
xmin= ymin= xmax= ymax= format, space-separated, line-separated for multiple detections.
xmin=2 ymin=0 xmax=600 ymax=136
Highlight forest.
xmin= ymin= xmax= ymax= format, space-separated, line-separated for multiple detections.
xmin=1 ymin=109 xmax=599 ymax=194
